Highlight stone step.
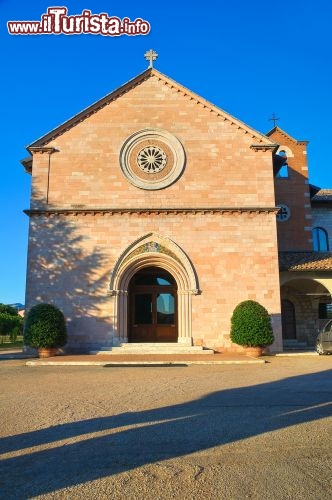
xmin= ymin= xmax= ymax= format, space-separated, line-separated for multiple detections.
xmin=283 ymin=340 xmax=310 ymax=350
xmin=90 ymin=343 xmax=215 ymax=355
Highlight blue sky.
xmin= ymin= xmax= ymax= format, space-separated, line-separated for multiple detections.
xmin=1 ymin=0 xmax=332 ymax=305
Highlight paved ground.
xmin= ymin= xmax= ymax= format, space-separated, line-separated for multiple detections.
xmin=0 ymin=349 xmax=317 ymax=365
xmin=0 ymin=356 xmax=331 ymax=499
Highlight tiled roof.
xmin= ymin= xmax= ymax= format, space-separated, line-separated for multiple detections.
xmin=279 ymin=252 xmax=332 ymax=271
xmin=311 ymin=189 xmax=332 ymax=203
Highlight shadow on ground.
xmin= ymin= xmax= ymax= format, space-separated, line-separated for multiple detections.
xmin=1 ymin=369 xmax=331 ymax=497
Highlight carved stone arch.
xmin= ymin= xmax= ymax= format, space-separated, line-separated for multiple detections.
xmin=108 ymin=233 xmax=199 ymax=345
xmin=276 ymin=145 xmax=294 ymax=158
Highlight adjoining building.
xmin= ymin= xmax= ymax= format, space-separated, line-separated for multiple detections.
xmin=21 ymin=63 xmax=332 ymax=353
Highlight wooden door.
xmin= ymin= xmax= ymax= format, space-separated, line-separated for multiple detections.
xmin=281 ymin=299 xmax=297 ymax=340
xmin=129 ymin=267 xmax=178 ymax=342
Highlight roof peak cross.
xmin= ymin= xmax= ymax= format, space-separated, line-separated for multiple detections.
xmin=144 ymin=49 xmax=158 ymax=68
xmin=269 ymin=112 xmax=280 ymax=127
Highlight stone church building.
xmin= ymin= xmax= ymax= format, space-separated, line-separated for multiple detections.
xmin=22 ymin=61 xmax=332 ymax=353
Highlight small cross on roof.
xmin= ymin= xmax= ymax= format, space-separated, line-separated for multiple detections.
xmin=269 ymin=112 xmax=280 ymax=127
xmin=144 ymin=49 xmax=158 ymax=68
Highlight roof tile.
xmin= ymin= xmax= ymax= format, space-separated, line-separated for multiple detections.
xmin=279 ymin=252 xmax=332 ymax=271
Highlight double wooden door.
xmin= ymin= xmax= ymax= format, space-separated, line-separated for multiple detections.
xmin=129 ymin=267 xmax=178 ymax=342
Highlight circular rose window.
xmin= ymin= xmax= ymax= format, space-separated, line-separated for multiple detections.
xmin=119 ymin=129 xmax=186 ymax=190
xmin=137 ymin=145 xmax=167 ymax=173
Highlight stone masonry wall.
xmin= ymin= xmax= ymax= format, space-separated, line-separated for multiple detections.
xmin=30 ymin=75 xmax=276 ymax=211
xmin=25 ymin=210 xmax=282 ymax=352
xmin=311 ymin=207 xmax=332 ymax=251
xmin=25 ymin=72 xmax=282 ymax=352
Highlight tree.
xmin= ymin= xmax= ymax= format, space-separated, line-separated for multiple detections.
xmin=0 ymin=303 xmax=20 ymax=316
xmin=230 ymin=300 xmax=274 ymax=347
xmin=0 ymin=309 xmax=23 ymax=343
xmin=24 ymin=303 xmax=67 ymax=349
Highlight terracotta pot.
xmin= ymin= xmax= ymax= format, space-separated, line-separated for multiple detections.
xmin=245 ymin=346 xmax=263 ymax=358
xmin=38 ymin=347 xmax=58 ymax=358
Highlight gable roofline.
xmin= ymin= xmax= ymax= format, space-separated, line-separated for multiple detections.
xmin=27 ymin=68 xmax=276 ymax=151
xmin=27 ymin=68 xmax=153 ymax=150
xmin=266 ymin=125 xmax=308 ymax=145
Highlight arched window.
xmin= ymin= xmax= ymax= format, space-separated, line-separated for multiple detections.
xmin=312 ymin=227 xmax=329 ymax=251
xmin=276 ymin=150 xmax=289 ymax=178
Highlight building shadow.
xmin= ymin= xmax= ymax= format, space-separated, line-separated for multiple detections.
xmin=1 ymin=368 xmax=331 ymax=497
xmin=25 ymin=188 xmax=112 ymax=351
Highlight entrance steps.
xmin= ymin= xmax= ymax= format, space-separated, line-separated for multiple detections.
xmin=91 ymin=343 xmax=215 ymax=355
xmin=283 ymin=339 xmax=311 ymax=351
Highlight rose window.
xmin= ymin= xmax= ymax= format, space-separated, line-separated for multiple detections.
xmin=119 ymin=128 xmax=186 ymax=190
xmin=137 ymin=146 xmax=167 ymax=173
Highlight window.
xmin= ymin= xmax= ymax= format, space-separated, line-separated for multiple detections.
xmin=277 ymin=204 xmax=291 ymax=222
xmin=318 ymin=303 xmax=332 ymax=319
xmin=312 ymin=227 xmax=329 ymax=251
xmin=276 ymin=151 xmax=289 ymax=178
xmin=119 ymin=128 xmax=185 ymax=190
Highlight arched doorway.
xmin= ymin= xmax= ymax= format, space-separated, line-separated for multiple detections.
xmin=128 ymin=267 xmax=178 ymax=342
xmin=109 ymin=233 xmax=200 ymax=346
xmin=280 ymin=277 xmax=332 ymax=346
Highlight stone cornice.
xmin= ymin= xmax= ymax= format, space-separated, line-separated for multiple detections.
xmin=24 ymin=206 xmax=279 ymax=216
xmin=20 ymin=156 xmax=32 ymax=174
xmin=28 ymin=147 xmax=59 ymax=154
xmin=250 ymin=144 xmax=279 ymax=152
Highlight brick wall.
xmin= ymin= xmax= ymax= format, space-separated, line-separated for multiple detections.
xmin=268 ymin=128 xmax=312 ymax=251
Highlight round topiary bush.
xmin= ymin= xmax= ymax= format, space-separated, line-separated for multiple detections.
xmin=24 ymin=303 xmax=67 ymax=349
xmin=230 ymin=300 xmax=274 ymax=347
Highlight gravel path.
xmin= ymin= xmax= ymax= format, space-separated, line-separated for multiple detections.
xmin=1 ymin=357 xmax=331 ymax=499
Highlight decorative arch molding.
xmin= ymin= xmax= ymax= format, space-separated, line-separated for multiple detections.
xmin=108 ymin=233 xmax=200 ymax=345
xmin=276 ymin=145 xmax=294 ymax=158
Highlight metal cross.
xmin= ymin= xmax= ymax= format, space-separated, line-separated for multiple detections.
xmin=269 ymin=112 xmax=280 ymax=127
xmin=144 ymin=49 xmax=158 ymax=68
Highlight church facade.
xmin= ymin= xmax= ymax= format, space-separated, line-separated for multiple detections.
xmin=22 ymin=66 xmax=332 ymax=353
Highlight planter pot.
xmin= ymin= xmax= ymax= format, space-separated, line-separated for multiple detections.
xmin=38 ymin=347 xmax=58 ymax=358
xmin=245 ymin=346 xmax=263 ymax=358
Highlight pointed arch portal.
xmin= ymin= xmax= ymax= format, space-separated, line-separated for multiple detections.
xmin=108 ymin=234 xmax=199 ymax=345
xmin=129 ymin=266 xmax=178 ymax=342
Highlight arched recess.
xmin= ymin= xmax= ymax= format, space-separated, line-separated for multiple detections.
xmin=276 ymin=146 xmax=294 ymax=158
xmin=280 ymin=275 xmax=332 ymax=346
xmin=108 ymin=233 xmax=200 ymax=345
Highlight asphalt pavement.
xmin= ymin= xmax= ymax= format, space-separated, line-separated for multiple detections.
xmin=0 ymin=356 xmax=331 ymax=499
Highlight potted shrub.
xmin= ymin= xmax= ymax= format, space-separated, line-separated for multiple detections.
xmin=230 ymin=300 xmax=274 ymax=357
xmin=24 ymin=303 xmax=67 ymax=358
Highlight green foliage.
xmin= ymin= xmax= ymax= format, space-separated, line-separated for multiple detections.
xmin=24 ymin=303 xmax=67 ymax=348
xmin=0 ymin=303 xmax=20 ymax=316
xmin=230 ymin=300 xmax=274 ymax=347
xmin=0 ymin=313 xmax=23 ymax=343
